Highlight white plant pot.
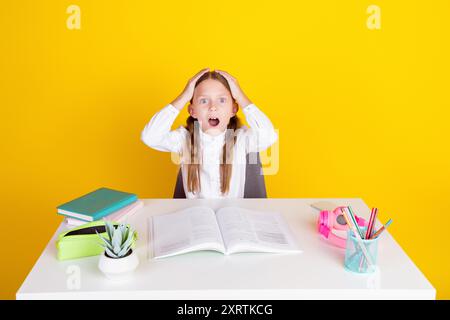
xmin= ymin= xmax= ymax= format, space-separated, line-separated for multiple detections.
xmin=98 ymin=249 xmax=139 ymax=281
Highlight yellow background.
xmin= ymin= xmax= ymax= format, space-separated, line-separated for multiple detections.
xmin=1 ymin=0 xmax=449 ymax=299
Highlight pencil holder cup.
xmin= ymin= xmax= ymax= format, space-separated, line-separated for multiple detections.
xmin=344 ymin=227 xmax=379 ymax=274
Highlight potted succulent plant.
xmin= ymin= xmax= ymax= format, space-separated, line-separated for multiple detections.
xmin=96 ymin=221 xmax=139 ymax=281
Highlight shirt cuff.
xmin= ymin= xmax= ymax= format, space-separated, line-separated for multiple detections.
xmin=167 ymin=103 xmax=181 ymax=115
xmin=242 ymin=103 xmax=257 ymax=113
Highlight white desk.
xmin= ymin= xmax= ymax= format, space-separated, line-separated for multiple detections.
xmin=16 ymin=198 xmax=436 ymax=299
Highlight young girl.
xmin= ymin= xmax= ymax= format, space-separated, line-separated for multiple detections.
xmin=141 ymin=68 xmax=277 ymax=199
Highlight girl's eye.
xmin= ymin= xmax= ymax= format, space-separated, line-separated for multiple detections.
xmin=200 ymin=99 xmax=208 ymax=104
xmin=219 ymin=98 xmax=226 ymax=103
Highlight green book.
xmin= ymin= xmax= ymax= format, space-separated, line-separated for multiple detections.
xmin=57 ymin=187 xmax=138 ymax=222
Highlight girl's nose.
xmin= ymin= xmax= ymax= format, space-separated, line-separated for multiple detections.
xmin=209 ymin=105 xmax=217 ymax=111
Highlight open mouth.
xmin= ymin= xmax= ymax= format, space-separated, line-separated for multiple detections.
xmin=208 ymin=117 xmax=220 ymax=127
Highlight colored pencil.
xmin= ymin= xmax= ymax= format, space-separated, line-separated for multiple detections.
xmin=372 ymin=219 xmax=393 ymax=238
xmin=359 ymin=207 xmax=377 ymax=269
xmin=347 ymin=206 xmax=364 ymax=238
xmin=366 ymin=208 xmax=378 ymax=239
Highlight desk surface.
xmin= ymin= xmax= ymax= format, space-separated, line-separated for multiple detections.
xmin=16 ymin=198 xmax=435 ymax=299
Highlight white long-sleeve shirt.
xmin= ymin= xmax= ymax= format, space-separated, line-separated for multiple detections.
xmin=141 ymin=103 xmax=277 ymax=199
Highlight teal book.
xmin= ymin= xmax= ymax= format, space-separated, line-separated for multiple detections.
xmin=57 ymin=187 xmax=138 ymax=222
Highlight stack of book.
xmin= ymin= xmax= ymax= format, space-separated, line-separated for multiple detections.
xmin=57 ymin=187 xmax=144 ymax=227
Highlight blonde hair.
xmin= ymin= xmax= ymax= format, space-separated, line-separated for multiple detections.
xmin=184 ymin=71 xmax=241 ymax=195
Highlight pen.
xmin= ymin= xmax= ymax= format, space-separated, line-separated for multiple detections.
xmin=366 ymin=208 xmax=378 ymax=239
xmin=372 ymin=219 xmax=393 ymax=238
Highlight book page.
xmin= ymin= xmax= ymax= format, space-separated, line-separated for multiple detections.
xmin=216 ymin=207 xmax=301 ymax=255
xmin=151 ymin=206 xmax=226 ymax=259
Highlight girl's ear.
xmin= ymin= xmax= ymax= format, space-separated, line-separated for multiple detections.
xmin=232 ymin=101 xmax=239 ymax=116
xmin=188 ymin=104 xmax=197 ymax=119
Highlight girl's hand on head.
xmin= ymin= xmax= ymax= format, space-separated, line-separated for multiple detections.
xmin=215 ymin=70 xmax=252 ymax=108
xmin=171 ymin=68 xmax=210 ymax=110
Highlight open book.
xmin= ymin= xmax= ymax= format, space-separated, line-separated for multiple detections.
xmin=149 ymin=206 xmax=302 ymax=259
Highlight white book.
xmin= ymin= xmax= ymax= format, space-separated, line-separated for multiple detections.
xmin=149 ymin=206 xmax=302 ymax=259
xmin=65 ymin=217 xmax=90 ymax=227
xmin=64 ymin=200 xmax=144 ymax=226
xmin=106 ymin=200 xmax=144 ymax=222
